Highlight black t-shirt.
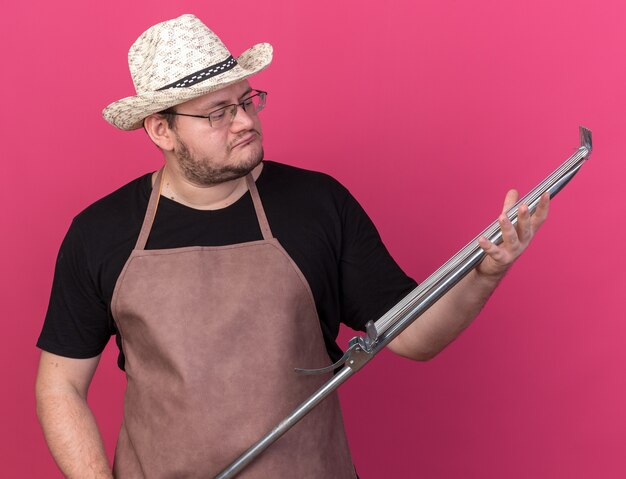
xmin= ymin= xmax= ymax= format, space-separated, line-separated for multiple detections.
xmin=37 ymin=161 xmax=417 ymax=368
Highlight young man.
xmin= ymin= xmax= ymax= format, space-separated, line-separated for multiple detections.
xmin=36 ymin=14 xmax=549 ymax=479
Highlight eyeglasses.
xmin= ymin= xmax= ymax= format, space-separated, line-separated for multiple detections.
xmin=162 ymin=90 xmax=267 ymax=128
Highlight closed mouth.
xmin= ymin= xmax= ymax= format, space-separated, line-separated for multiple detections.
xmin=231 ymin=132 xmax=258 ymax=149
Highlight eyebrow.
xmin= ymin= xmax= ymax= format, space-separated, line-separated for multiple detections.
xmin=207 ymin=87 xmax=253 ymax=109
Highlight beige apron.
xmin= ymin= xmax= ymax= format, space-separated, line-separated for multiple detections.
xmin=111 ymin=168 xmax=356 ymax=478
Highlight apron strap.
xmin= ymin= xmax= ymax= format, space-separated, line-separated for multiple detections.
xmin=246 ymin=173 xmax=273 ymax=241
xmin=135 ymin=167 xmax=273 ymax=251
xmin=135 ymin=167 xmax=165 ymax=251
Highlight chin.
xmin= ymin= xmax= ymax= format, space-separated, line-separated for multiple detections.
xmin=238 ymin=146 xmax=264 ymax=171
xmin=214 ymin=147 xmax=263 ymax=184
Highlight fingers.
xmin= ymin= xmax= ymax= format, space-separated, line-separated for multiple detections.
xmin=499 ymin=212 xmax=521 ymax=249
xmin=478 ymin=236 xmax=505 ymax=261
xmin=531 ymin=191 xmax=550 ymax=230
xmin=477 ymin=235 xmax=511 ymax=275
xmin=515 ymin=204 xmax=532 ymax=244
xmin=500 ymin=189 xmax=550 ymax=244
xmin=477 ymin=189 xmax=550 ymax=278
xmin=513 ymin=191 xmax=550 ymax=243
xmin=501 ymin=189 xmax=519 ymax=214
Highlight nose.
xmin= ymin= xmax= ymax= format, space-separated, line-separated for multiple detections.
xmin=230 ymin=104 xmax=256 ymax=131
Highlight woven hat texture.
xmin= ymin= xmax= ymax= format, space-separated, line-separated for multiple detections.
xmin=102 ymin=14 xmax=272 ymax=130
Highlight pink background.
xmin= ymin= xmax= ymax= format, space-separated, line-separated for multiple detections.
xmin=2 ymin=0 xmax=624 ymax=477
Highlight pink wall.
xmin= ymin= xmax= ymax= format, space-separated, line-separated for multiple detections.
xmin=3 ymin=0 xmax=624 ymax=477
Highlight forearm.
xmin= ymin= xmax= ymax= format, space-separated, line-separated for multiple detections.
xmin=36 ymin=381 xmax=112 ymax=478
xmin=388 ymin=267 xmax=503 ymax=360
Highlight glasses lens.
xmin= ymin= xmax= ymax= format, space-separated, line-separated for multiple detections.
xmin=207 ymin=92 xmax=267 ymax=128
xmin=208 ymin=106 xmax=232 ymax=128
xmin=242 ymin=92 xmax=266 ymax=114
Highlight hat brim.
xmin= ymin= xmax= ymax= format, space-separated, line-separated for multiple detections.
xmin=102 ymin=42 xmax=273 ymax=131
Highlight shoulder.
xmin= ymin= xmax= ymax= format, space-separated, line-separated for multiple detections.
xmin=261 ymin=160 xmax=346 ymax=186
xmin=259 ymin=161 xmax=351 ymax=205
xmin=66 ymin=173 xmax=152 ymax=261
xmin=73 ymin=173 xmax=151 ymax=227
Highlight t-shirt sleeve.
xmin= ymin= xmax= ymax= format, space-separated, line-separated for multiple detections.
xmin=338 ymin=189 xmax=418 ymax=332
xmin=36 ymin=220 xmax=113 ymax=358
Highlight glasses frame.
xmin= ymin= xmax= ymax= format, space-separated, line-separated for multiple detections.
xmin=161 ymin=90 xmax=267 ymax=128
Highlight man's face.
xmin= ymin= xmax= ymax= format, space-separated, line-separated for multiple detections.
xmin=167 ymin=80 xmax=264 ymax=186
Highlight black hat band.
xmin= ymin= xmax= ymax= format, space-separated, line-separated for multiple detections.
xmin=157 ymin=56 xmax=238 ymax=91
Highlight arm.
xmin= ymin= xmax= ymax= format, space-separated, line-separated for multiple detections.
xmin=388 ymin=190 xmax=550 ymax=360
xmin=36 ymin=351 xmax=113 ymax=479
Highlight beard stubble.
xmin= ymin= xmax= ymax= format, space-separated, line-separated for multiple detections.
xmin=174 ymin=131 xmax=264 ymax=186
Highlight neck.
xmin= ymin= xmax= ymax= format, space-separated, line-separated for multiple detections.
xmin=152 ymin=163 xmax=264 ymax=210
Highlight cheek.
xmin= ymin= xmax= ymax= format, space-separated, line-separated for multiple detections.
xmin=192 ymin=131 xmax=229 ymax=155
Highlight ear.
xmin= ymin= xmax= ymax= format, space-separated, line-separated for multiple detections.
xmin=144 ymin=114 xmax=176 ymax=151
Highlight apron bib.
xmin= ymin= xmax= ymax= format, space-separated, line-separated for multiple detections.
xmin=111 ymin=168 xmax=356 ymax=478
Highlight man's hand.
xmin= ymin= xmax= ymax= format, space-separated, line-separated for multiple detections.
xmin=477 ymin=189 xmax=550 ymax=278
xmin=388 ymin=189 xmax=551 ymax=361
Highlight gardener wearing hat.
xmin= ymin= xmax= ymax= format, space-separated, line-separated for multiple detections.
xmin=35 ymin=14 xmax=548 ymax=479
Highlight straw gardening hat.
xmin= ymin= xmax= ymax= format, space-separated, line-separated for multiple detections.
xmin=102 ymin=14 xmax=273 ymax=130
